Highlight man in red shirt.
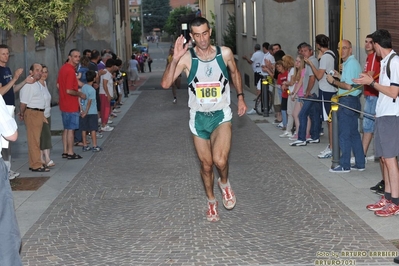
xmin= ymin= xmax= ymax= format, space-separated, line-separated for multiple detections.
xmin=57 ymin=49 xmax=86 ymax=159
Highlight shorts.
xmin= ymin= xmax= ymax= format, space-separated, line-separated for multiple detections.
xmin=374 ymin=116 xmax=399 ymax=158
xmin=189 ymin=107 xmax=232 ymax=140
xmin=80 ymin=114 xmax=99 ymax=132
xmin=40 ymin=116 xmax=52 ymax=150
xmin=363 ymin=95 xmax=377 ymax=133
xmin=319 ymin=89 xmax=336 ymax=121
xmin=61 ymin=111 xmax=80 ymax=130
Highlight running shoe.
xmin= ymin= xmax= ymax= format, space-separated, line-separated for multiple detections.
xmin=92 ymin=146 xmax=102 ymax=152
xmin=350 ymin=165 xmax=365 ymax=171
xmin=329 ymin=165 xmax=350 ymax=173
xmin=306 ymin=138 xmax=320 ymax=143
xmin=279 ymin=131 xmax=293 ymax=138
xmin=374 ymin=202 xmax=399 ymax=217
xmin=370 ymin=180 xmax=384 ymax=192
xmin=101 ymin=125 xmax=114 ymax=132
xmin=288 ymin=133 xmax=298 ymax=141
xmin=173 ymin=98 xmax=177 ymax=104
xmin=82 ymin=146 xmax=91 ymax=152
xmin=289 ymin=140 xmax=307 ymax=146
xmin=206 ymin=201 xmax=220 ymax=222
xmin=218 ymin=178 xmax=236 ymax=210
xmin=366 ymin=196 xmax=390 ymax=211
xmin=246 ymin=109 xmax=256 ymax=115
xmin=9 ymin=170 xmax=20 ymax=180
xmin=318 ymin=146 xmax=332 ymax=159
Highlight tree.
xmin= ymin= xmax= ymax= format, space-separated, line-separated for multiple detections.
xmin=131 ymin=20 xmax=142 ymax=45
xmin=142 ymin=0 xmax=170 ymax=34
xmin=0 ymin=0 xmax=93 ymax=66
xmin=164 ymin=6 xmax=194 ymax=36
xmin=222 ymin=12 xmax=236 ymax=54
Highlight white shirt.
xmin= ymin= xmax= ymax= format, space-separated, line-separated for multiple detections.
xmin=0 ymin=95 xmax=17 ymax=153
xmin=376 ymin=49 xmax=399 ymax=117
xmin=260 ymin=52 xmax=275 ymax=76
xmin=20 ymin=82 xmax=46 ymax=109
xmin=99 ymin=69 xmax=114 ymax=97
xmin=250 ymin=50 xmax=264 ymax=73
xmin=39 ymin=81 xmax=52 ymax=118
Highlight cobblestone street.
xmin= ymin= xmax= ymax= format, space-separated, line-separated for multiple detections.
xmin=19 ymin=72 xmax=398 ymax=265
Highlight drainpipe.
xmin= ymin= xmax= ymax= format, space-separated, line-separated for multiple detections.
xmin=355 ymin=0 xmax=360 ymax=60
xmin=312 ymin=0 xmax=316 ymax=48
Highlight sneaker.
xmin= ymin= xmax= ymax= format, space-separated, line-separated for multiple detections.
xmin=246 ymin=109 xmax=256 ymax=115
xmin=329 ymin=165 xmax=350 ymax=173
xmin=374 ymin=202 xmax=399 ymax=217
xmin=375 ymin=186 xmax=385 ymax=196
xmin=82 ymin=146 xmax=91 ymax=152
xmin=366 ymin=196 xmax=390 ymax=211
xmin=350 ymin=165 xmax=365 ymax=171
xmin=306 ymin=138 xmax=320 ymax=143
xmin=272 ymin=119 xmax=282 ymax=125
xmin=206 ymin=201 xmax=220 ymax=222
xmin=289 ymin=140 xmax=307 ymax=146
xmin=98 ymin=118 xmax=101 ymax=124
xmin=92 ymin=146 xmax=102 ymax=152
xmin=279 ymin=131 xmax=293 ymax=138
xmin=276 ymin=122 xmax=284 ymax=128
xmin=107 ymin=120 xmax=113 ymax=124
xmin=218 ymin=178 xmax=236 ymax=209
xmin=370 ymin=180 xmax=384 ymax=192
xmin=113 ymin=109 xmax=121 ymax=113
xmin=96 ymin=132 xmax=103 ymax=139
xmin=111 ymin=112 xmax=118 ymax=117
xmin=9 ymin=170 xmax=20 ymax=180
xmin=366 ymin=155 xmax=375 ymax=162
xmin=320 ymin=128 xmax=324 ymax=136
xmin=319 ymin=145 xmax=330 ymax=154
xmin=101 ymin=125 xmax=114 ymax=132
xmin=288 ymin=134 xmax=298 ymax=141
xmin=318 ymin=149 xmax=332 ymax=159
xmin=173 ymin=98 xmax=177 ymax=104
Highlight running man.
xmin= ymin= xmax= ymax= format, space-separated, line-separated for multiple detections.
xmin=161 ymin=17 xmax=247 ymax=222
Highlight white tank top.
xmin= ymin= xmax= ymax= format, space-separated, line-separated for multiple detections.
xmin=187 ymin=46 xmax=231 ymax=112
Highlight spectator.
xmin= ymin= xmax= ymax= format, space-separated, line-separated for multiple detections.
xmin=129 ymin=54 xmax=140 ymax=88
xmin=0 ymin=44 xmax=34 ymax=179
xmin=99 ymin=59 xmax=117 ymax=132
xmin=39 ymin=65 xmax=54 ymax=168
xmin=276 ymin=60 xmax=288 ymax=130
xmin=81 ymin=70 xmax=102 ymax=152
xmin=305 ymin=34 xmax=336 ymax=159
xmin=57 ymin=49 xmax=86 ymax=160
xmin=0 ymin=93 xmax=21 ymax=266
xmin=147 ymin=54 xmax=153 ymax=72
xmin=19 ymin=63 xmax=49 ymax=172
xmin=242 ymin=43 xmax=264 ymax=101
xmin=326 ymin=39 xmax=364 ymax=173
xmin=279 ymin=55 xmax=295 ymax=138
xmin=166 ymin=46 xmax=181 ymax=103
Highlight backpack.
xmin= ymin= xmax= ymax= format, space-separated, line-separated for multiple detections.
xmin=386 ymin=53 xmax=397 ymax=79
xmin=324 ymin=51 xmax=338 ymax=71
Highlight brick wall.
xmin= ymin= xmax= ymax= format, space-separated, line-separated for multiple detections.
xmin=376 ymin=0 xmax=399 ymax=51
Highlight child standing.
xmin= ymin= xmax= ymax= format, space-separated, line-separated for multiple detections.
xmin=81 ymin=70 xmax=102 ymax=152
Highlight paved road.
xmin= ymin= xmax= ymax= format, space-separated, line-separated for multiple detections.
xmin=14 ymin=43 xmax=398 ymax=265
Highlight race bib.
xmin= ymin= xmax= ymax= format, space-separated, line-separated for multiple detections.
xmin=195 ymin=82 xmax=222 ymax=104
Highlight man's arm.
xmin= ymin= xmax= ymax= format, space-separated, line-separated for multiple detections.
xmin=353 ymin=73 xmax=399 ymax=98
xmin=19 ymin=102 xmax=27 ymax=121
xmin=242 ymin=55 xmax=254 ymax=65
xmin=304 ymin=58 xmax=325 ymax=81
xmin=0 ymin=68 xmax=34 ymax=95
xmin=161 ymin=35 xmax=188 ymax=89
xmin=222 ymin=46 xmax=247 ymax=117
xmin=66 ymin=89 xmax=86 ymax=99
xmin=305 ymin=75 xmax=315 ymax=97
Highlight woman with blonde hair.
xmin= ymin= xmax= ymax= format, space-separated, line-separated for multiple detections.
xmin=279 ymin=55 xmax=295 ymax=138
xmin=288 ymin=54 xmax=306 ymax=144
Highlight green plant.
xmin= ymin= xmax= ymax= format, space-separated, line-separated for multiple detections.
xmin=222 ymin=12 xmax=236 ymax=54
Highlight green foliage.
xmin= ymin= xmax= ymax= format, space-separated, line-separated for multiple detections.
xmin=164 ymin=6 xmax=194 ymax=36
xmin=222 ymin=12 xmax=236 ymax=54
xmin=209 ymin=10 xmax=216 ymax=45
xmin=131 ymin=20 xmax=141 ymax=44
xmin=142 ymin=0 xmax=170 ymax=34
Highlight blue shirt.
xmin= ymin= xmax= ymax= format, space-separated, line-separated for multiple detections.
xmin=81 ymin=84 xmax=97 ymax=115
xmin=0 ymin=66 xmax=14 ymax=105
xmin=339 ymin=55 xmax=362 ymax=96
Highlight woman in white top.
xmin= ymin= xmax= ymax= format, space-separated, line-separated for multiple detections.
xmin=39 ymin=65 xmax=54 ymax=167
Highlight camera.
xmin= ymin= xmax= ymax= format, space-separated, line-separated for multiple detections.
xmin=328 ymin=70 xmax=335 ymax=76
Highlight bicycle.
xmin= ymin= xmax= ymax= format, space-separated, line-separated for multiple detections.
xmin=254 ymin=76 xmax=273 ymax=116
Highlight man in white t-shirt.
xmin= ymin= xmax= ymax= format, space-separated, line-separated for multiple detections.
xmin=243 ymin=44 xmax=264 ymax=94
xmin=305 ymin=34 xmax=336 ymax=159
xmin=99 ymin=59 xmax=116 ymax=132
xmin=353 ymin=29 xmax=399 ymax=220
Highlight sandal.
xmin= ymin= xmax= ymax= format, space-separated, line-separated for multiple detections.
xmin=31 ymin=167 xmax=50 ymax=172
xmin=67 ymin=153 xmax=83 ymax=160
xmin=46 ymin=160 xmax=55 ymax=167
xmin=62 ymin=153 xmax=68 ymax=159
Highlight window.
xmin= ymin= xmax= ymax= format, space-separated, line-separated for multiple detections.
xmin=252 ymin=1 xmax=257 ymax=36
xmin=242 ymin=2 xmax=247 ymax=34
